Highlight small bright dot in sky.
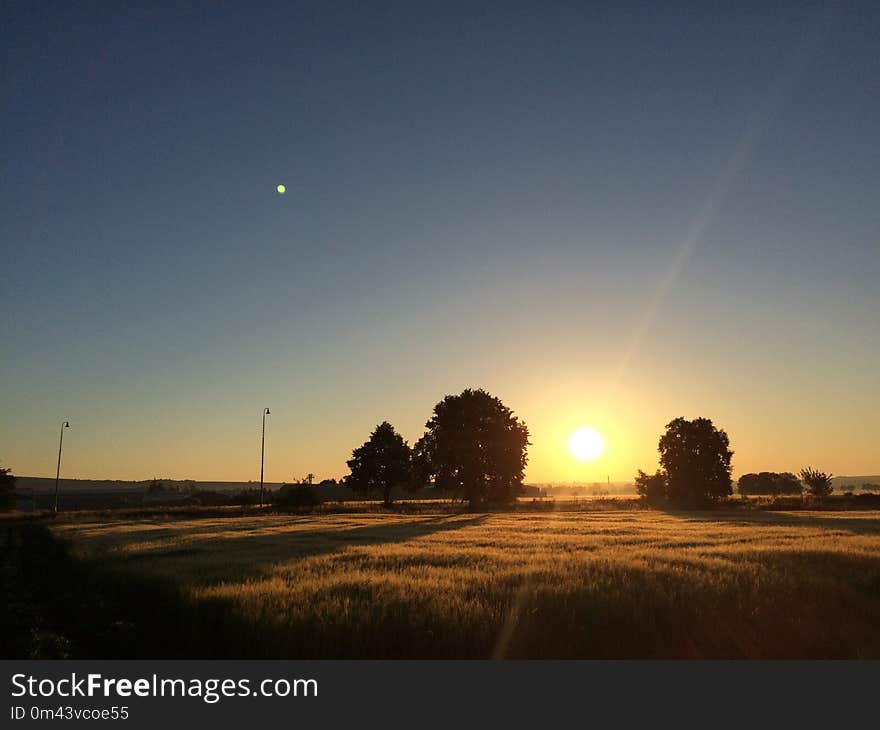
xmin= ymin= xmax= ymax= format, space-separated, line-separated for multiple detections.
xmin=276 ymin=184 xmax=286 ymax=194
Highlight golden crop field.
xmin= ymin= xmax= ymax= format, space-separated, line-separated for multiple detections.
xmin=52 ymin=508 xmax=880 ymax=658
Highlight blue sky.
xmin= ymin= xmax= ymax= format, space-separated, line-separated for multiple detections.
xmin=2 ymin=2 xmax=878 ymax=482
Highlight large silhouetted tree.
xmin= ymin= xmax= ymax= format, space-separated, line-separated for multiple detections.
xmin=416 ymin=388 xmax=529 ymax=509
xmin=0 ymin=466 xmax=16 ymax=512
xmin=346 ymin=422 xmax=414 ymax=506
xmin=658 ymin=417 xmax=733 ymax=505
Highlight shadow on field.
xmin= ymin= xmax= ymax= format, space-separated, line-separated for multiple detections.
xmin=114 ymin=514 xmax=490 ymax=583
xmin=2 ymin=516 xmax=489 ymax=659
xmin=664 ymin=509 xmax=880 ymax=536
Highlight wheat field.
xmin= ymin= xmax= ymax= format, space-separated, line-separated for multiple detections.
xmin=52 ymin=508 xmax=880 ymax=658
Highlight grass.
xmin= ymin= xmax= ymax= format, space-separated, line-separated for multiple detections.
xmin=31 ymin=505 xmax=880 ymax=659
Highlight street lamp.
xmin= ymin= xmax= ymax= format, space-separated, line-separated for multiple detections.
xmin=53 ymin=420 xmax=70 ymax=513
xmin=260 ymin=408 xmax=270 ymax=508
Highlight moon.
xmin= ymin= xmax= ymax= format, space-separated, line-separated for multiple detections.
xmin=568 ymin=427 xmax=605 ymax=462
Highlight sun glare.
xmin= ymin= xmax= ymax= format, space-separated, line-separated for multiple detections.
xmin=568 ymin=427 xmax=605 ymax=462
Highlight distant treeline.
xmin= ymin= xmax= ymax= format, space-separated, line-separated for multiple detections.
xmin=737 ymin=472 xmax=880 ymax=496
xmin=737 ymin=472 xmax=803 ymax=495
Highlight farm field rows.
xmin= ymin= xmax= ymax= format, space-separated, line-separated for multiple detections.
xmin=47 ymin=508 xmax=880 ymax=658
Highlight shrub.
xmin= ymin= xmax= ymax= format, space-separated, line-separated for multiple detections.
xmin=274 ymin=484 xmax=320 ymax=512
xmin=799 ymin=467 xmax=833 ymax=498
xmin=229 ymin=489 xmax=261 ymax=506
xmin=634 ymin=470 xmax=667 ymax=505
xmin=184 ymin=490 xmax=232 ymax=506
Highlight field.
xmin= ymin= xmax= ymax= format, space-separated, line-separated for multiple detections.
xmin=7 ymin=505 xmax=873 ymax=659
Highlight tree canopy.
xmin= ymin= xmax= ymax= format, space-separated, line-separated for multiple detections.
xmin=738 ymin=471 xmax=802 ymax=495
xmin=415 ymin=388 xmax=529 ymax=509
xmin=346 ymin=422 xmax=414 ymax=506
xmin=635 ymin=417 xmax=733 ymax=506
xmin=659 ymin=417 xmax=733 ymax=504
xmin=799 ymin=467 xmax=833 ymax=498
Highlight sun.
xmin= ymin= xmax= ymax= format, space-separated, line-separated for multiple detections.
xmin=568 ymin=427 xmax=605 ymax=462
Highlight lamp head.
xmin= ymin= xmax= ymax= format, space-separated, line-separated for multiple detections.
xmin=264 ymin=408 xmax=271 ymax=415
xmin=63 ymin=421 xmax=70 ymax=428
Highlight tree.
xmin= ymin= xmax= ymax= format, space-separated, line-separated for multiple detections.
xmin=634 ymin=469 xmax=666 ymax=505
xmin=416 ymin=388 xmax=530 ymax=509
xmin=0 ymin=466 xmax=15 ymax=512
xmin=737 ymin=472 xmax=802 ymax=495
xmin=799 ymin=467 xmax=833 ymax=498
xmin=346 ymin=422 xmax=414 ymax=506
xmin=658 ymin=417 xmax=733 ymax=505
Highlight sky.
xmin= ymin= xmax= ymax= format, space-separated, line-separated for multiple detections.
xmin=2 ymin=2 xmax=878 ymax=484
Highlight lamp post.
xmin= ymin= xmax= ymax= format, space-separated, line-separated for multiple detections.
xmin=260 ymin=408 xmax=270 ymax=508
xmin=53 ymin=420 xmax=70 ymax=513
